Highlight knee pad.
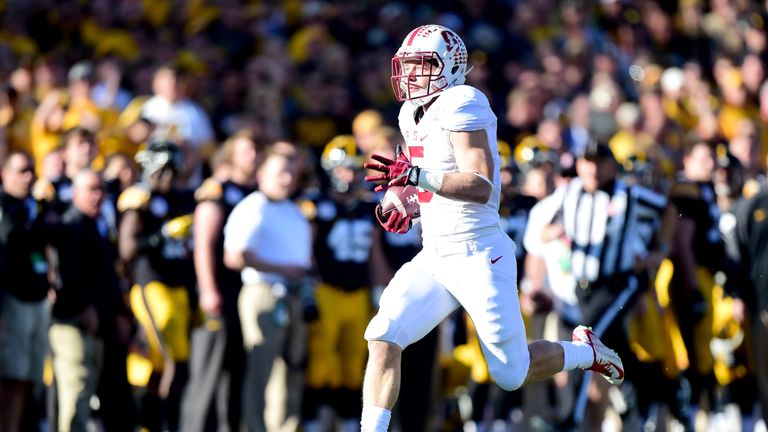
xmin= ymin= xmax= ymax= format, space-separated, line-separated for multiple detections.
xmin=485 ymin=341 xmax=530 ymax=391
xmin=364 ymin=315 xmax=410 ymax=349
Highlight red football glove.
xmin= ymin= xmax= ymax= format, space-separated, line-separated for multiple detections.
xmin=375 ymin=204 xmax=412 ymax=234
xmin=364 ymin=145 xmax=420 ymax=192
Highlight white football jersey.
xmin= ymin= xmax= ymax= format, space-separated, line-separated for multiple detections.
xmin=398 ymin=85 xmax=502 ymax=244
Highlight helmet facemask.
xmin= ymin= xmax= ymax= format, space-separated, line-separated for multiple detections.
xmin=328 ymin=165 xmax=363 ymax=194
xmin=321 ymin=138 xmax=364 ymax=194
xmin=136 ymin=141 xmax=185 ymax=191
xmin=391 ymin=53 xmax=448 ymax=106
xmin=391 ymin=25 xmax=469 ymax=106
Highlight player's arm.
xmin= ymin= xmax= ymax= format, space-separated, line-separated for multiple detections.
xmin=672 ymin=215 xmax=700 ymax=292
xmin=222 ymin=204 xmax=307 ymax=281
xmin=223 ymin=249 xmax=306 ymax=281
xmin=118 ymin=210 xmax=142 ymax=282
xmin=116 ymin=185 xmax=152 ymax=277
xmin=33 ymin=89 xmax=65 ymax=133
xmin=523 ymin=191 xmax=564 ymax=256
xmin=365 ymin=129 xmax=493 ymax=205
xmin=667 ymin=184 xmax=704 ymax=294
xmin=644 ymin=202 xmax=677 ymax=269
xmin=433 ymin=129 xmax=494 ymax=204
xmin=194 ymin=201 xmax=225 ymax=315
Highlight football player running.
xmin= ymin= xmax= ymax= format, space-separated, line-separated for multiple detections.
xmin=360 ymin=25 xmax=625 ymax=432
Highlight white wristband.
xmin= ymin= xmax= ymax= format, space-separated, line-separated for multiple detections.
xmin=417 ymin=169 xmax=444 ymax=193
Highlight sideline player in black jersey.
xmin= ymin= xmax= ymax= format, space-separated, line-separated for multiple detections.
xmin=118 ymin=140 xmax=195 ymax=431
xmin=300 ymin=136 xmax=389 ymax=432
xmin=665 ymin=138 xmax=725 ymax=427
xmin=709 ymin=145 xmax=758 ymax=431
xmin=181 ymin=131 xmax=260 ymax=431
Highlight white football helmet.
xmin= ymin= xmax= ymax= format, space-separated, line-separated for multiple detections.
xmin=391 ymin=24 xmax=469 ymax=106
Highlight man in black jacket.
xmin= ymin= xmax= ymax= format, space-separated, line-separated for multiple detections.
xmin=49 ymin=169 xmax=132 ymax=432
xmin=0 ymin=152 xmax=51 ymax=432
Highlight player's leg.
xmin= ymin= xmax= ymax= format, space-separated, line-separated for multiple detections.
xmin=446 ymin=236 xmax=599 ymax=391
xmin=303 ymin=283 xmax=344 ymax=431
xmin=0 ymin=296 xmax=40 ymax=432
xmin=397 ymin=327 xmax=439 ymax=432
xmin=237 ymin=282 xmax=286 ymax=432
xmin=443 ymin=237 xmax=529 ymax=390
xmin=337 ymin=288 xmax=374 ymax=430
xmin=49 ymin=323 xmax=98 ymax=432
xmin=361 ymin=255 xmax=460 ymax=432
xmin=361 ymin=341 xmax=401 ymax=428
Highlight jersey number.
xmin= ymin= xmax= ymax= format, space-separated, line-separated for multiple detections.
xmin=327 ymin=220 xmax=373 ymax=263
xmin=407 ymin=145 xmax=433 ymax=203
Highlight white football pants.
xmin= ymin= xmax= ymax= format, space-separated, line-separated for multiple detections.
xmin=365 ymin=231 xmax=530 ymax=390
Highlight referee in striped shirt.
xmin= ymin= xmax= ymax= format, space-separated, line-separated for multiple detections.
xmin=525 ymin=139 xmax=675 ymax=426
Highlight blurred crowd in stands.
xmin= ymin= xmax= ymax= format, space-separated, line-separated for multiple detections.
xmin=0 ymin=0 xmax=767 ymax=431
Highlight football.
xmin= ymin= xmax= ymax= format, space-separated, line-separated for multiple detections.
xmin=380 ymin=185 xmax=420 ymax=219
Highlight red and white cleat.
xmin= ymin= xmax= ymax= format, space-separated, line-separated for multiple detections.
xmin=572 ymin=325 xmax=625 ymax=385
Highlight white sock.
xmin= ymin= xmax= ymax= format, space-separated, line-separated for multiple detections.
xmin=755 ymin=418 xmax=766 ymax=432
xmin=360 ymin=406 xmax=391 ymax=432
xmin=559 ymin=341 xmax=594 ymax=370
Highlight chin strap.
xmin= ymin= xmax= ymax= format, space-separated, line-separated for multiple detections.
xmin=409 ymin=94 xmax=438 ymax=107
xmin=461 ymin=65 xmax=474 ymax=81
